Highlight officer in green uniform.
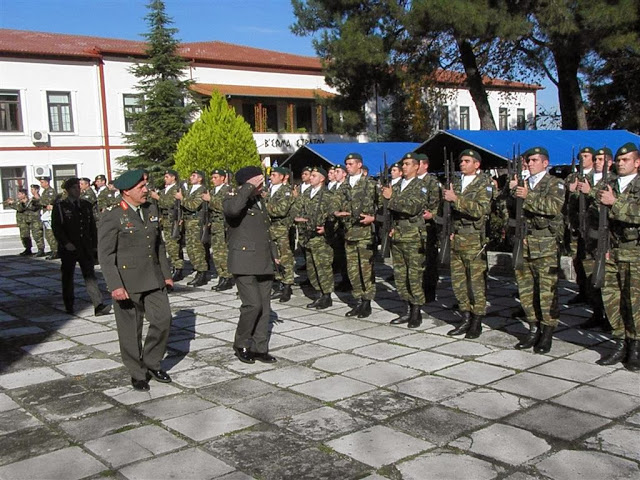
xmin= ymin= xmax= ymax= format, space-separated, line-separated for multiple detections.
xmin=98 ymin=169 xmax=174 ymax=391
xmin=38 ymin=176 xmax=59 ymax=258
xmin=513 ymin=147 xmax=565 ymax=354
xmin=5 ymin=188 xmax=44 ymax=256
xmin=295 ymin=167 xmax=336 ymax=309
xmin=203 ymin=169 xmax=234 ymax=292
xmin=149 ymin=169 xmax=184 ymax=281
xmin=417 ymin=154 xmax=442 ymax=302
xmin=595 ymin=142 xmax=640 ymax=370
xmin=265 ymin=166 xmax=296 ymax=302
xmin=334 ymin=153 xmax=377 ymax=318
xmin=384 ymin=153 xmax=429 ymax=328
xmin=444 ymin=149 xmax=493 ymax=339
xmin=175 ymin=170 xmax=209 ymax=287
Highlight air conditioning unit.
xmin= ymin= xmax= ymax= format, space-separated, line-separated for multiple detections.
xmin=33 ymin=165 xmax=51 ymax=179
xmin=31 ymin=130 xmax=49 ymax=144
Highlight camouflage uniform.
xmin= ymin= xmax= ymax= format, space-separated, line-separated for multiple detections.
xmin=40 ymin=186 xmax=58 ymax=253
xmin=156 ymin=183 xmax=184 ymax=270
xmin=337 ymin=175 xmax=377 ymax=301
xmin=81 ymin=187 xmax=97 ymax=207
xmin=450 ymin=172 xmax=493 ymax=317
xmin=266 ymin=183 xmax=295 ymax=286
xmin=182 ymin=184 xmax=208 ymax=272
xmin=209 ymin=183 xmax=231 ymax=280
xmin=388 ymin=178 xmax=428 ymax=307
xmin=328 ymin=181 xmax=348 ymax=285
xmin=419 ymin=174 xmax=442 ymax=301
xmin=9 ymin=197 xmax=45 ymax=252
xmin=514 ymin=172 xmax=565 ymax=328
xmin=298 ymin=186 xmax=336 ymax=295
xmin=96 ymin=187 xmax=120 ymax=220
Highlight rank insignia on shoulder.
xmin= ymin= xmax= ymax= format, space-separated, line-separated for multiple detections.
xmin=421 ymin=187 xmax=427 ymax=194
xmin=558 ymin=184 xmax=565 ymax=190
xmin=285 ymin=192 xmax=291 ymax=196
xmin=486 ymin=186 xmax=493 ymax=192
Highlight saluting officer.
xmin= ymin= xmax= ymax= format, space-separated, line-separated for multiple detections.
xmin=334 ymin=153 xmax=377 ymax=318
xmin=444 ymin=149 xmax=493 ymax=339
xmin=513 ymin=147 xmax=565 ymax=354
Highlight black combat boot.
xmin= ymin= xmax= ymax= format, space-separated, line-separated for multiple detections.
xmin=35 ymin=249 xmax=46 ymax=257
xmin=279 ymin=284 xmax=292 ymax=303
xmin=533 ymin=325 xmax=554 ymax=354
xmin=19 ymin=237 xmax=32 ymax=256
xmin=408 ymin=304 xmax=422 ymax=328
xmin=314 ymin=293 xmax=333 ymax=310
xmin=465 ymin=314 xmax=484 ymax=339
xmin=390 ymin=304 xmax=410 ymax=325
xmin=515 ymin=323 xmax=539 ymax=349
xmin=271 ymin=282 xmax=284 ymax=299
xmin=596 ymin=338 xmax=627 ymax=366
xmin=448 ymin=311 xmax=472 ymax=336
xmin=214 ymin=277 xmax=234 ymax=291
xmin=345 ymin=299 xmax=363 ymax=317
xmin=357 ymin=300 xmax=372 ymax=319
xmin=624 ymin=340 xmax=640 ymax=372
xmin=172 ymin=268 xmax=183 ymax=282
xmin=580 ymin=309 xmax=610 ymax=331
xmin=188 ymin=271 xmax=207 ymax=287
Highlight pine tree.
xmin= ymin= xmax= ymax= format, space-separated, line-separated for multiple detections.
xmin=174 ymin=91 xmax=260 ymax=180
xmin=125 ymin=0 xmax=197 ymax=173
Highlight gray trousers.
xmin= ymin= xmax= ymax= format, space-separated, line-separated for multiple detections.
xmin=60 ymin=248 xmax=103 ymax=310
xmin=114 ymin=288 xmax=172 ymax=380
xmin=234 ymin=274 xmax=273 ymax=353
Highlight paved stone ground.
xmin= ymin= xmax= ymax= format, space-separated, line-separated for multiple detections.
xmin=0 ymin=243 xmax=638 ymax=480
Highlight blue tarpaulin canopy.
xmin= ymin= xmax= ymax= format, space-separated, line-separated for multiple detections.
xmin=281 ymin=142 xmax=420 ymax=178
xmin=416 ymin=130 xmax=640 ymax=171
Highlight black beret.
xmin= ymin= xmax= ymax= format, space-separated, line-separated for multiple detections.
xmin=402 ymin=152 xmax=418 ymax=161
xmin=417 ymin=153 xmax=429 ymax=162
xmin=63 ymin=177 xmax=80 ymax=190
xmin=235 ymin=166 xmax=262 ymax=185
xmin=113 ymin=169 xmax=145 ymax=191
xmin=526 ymin=146 xmax=549 ymax=158
xmin=80 ymin=177 xmax=91 ymax=183
xmin=312 ymin=166 xmax=327 ymax=178
xmin=362 ymin=165 xmax=369 ymax=172
xmin=302 ymin=166 xmax=312 ymax=173
xmin=334 ymin=164 xmax=346 ymax=171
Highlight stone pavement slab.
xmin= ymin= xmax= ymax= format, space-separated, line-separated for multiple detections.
xmin=398 ymin=450 xmax=502 ymax=480
xmin=490 ymin=372 xmax=579 ymax=400
xmin=551 ymin=385 xmax=638 ymax=418
xmin=337 ymin=389 xmax=428 ymax=421
xmin=443 ymin=388 xmax=536 ymax=420
xmin=583 ymin=425 xmax=640 ymax=462
xmin=0 ymin=425 xmax=69 ymax=467
xmin=437 ymin=360 xmax=515 ymax=385
xmin=0 ymin=446 xmax=106 ymax=480
xmin=311 ymin=353 xmax=375 ymax=373
xmin=342 ymin=361 xmax=421 ymax=387
xmin=0 ymin=367 xmax=64 ymax=389
xmin=291 ymin=375 xmax=375 ymax=401
xmin=163 ymin=405 xmax=260 ymax=441
xmin=275 ymin=405 xmax=370 ymax=441
xmin=256 ymin=364 xmax=328 ymax=387
xmin=534 ymin=450 xmax=640 ymax=480
xmin=393 ymin=375 xmax=473 ymax=402
xmin=232 ymin=390 xmax=322 ymax=422
xmin=59 ymin=407 xmax=142 ymax=441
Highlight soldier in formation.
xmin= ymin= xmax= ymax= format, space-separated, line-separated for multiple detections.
xmin=37 ymin=176 xmax=59 ymax=258
xmin=5 ymin=187 xmax=45 ymax=256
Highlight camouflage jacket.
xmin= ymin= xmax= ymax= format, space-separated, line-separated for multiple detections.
xmin=419 ymin=174 xmax=441 ymax=228
xmin=266 ymin=183 xmax=295 ymax=237
xmin=80 ymin=188 xmax=97 ymax=205
xmin=564 ymin=169 xmax=595 ymax=234
xmin=521 ymin=172 xmax=565 ymax=238
xmin=97 ymin=187 xmax=119 ymax=214
xmin=208 ymin=184 xmax=231 ymax=232
xmin=606 ymin=175 xmax=640 ymax=258
xmin=451 ymin=172 xmax=493 ymax=237
xmin=338 ymin=176 xmax=377 ymax=241
xmin=388 ymin=177 xmax=429 ymax=242
xmin=40 ymin=186 xmax=57 ymax=210
xmin=181 ymin=184 xmax=206 ymax=220
xmin=297 ymin=186 xmax=337 ymax=245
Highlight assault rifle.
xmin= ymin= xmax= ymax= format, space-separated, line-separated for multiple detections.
xmin=171 ymin=197 xmax=182 ymax=240
xmin=592 ymin=155 xmax=610 ymax=289
xmin=577 ymin=153 xmax=588 ymax=241
xmin=512 ymin=147 xmax=526 ymax=270
xmin=438 ymin=147 xmax=455 ymax=266
xmin=379 ymin=154 xmax=392 ymax=258
xmin=200 ymin=188 xmax=211 ymax=244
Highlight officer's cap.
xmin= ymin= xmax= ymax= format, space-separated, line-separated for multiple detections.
xmin=63 ymin=177 xmax=80 ymax=191
xmin=312 ymin=166 xmax=328 ymax=178
xmin=459 ymin=149 xmax=482 ymax=162
xmin=113 ymin=169 xmax=145 ymax=191
xmin=38 ymin=176 xmax=51 ymax=182
xmin=210 ymin=169 xmax=226 ymax=177
xmin=272 ymin=166 xmax=287 ymax=175
xmin=191 ymin=170 xmax=206 ymax=179
xmin=165 ymin=169 xmax=178 ymax=178
xmin=615 ymin=142 xmax=639 ymax=158
xmin=597 ymin=147 xmax=613 ymax=157
xmin=95 ymin=174 xmax=107 ymax=181
xmin=526 ymin=147 xmax=549 ymax=158
xmin=345 ymin=153 xmax=363 ymax=162
xmin=235 ymin=166 xmax=262 ymax=185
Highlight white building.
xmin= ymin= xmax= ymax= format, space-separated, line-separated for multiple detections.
xmin=0 ymin=28 xmax=540 ymax=231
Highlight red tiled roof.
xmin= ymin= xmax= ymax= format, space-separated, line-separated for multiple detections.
xmin=434 ymin=69 xmax=542 ymax=91
xmin=191 ymin=83 xmax=333 ymax=99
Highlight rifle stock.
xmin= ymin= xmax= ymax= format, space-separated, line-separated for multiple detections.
xmin=592 ymin=159 xmax=609 ymax=289
xmin=200 ymin=199 xmax=211 ymax=244
xmin=438 ymin=148 xmax=453 ymax=266
xmin=380 ymin=154 xmax=392 ymax=258
xmin=171 ymin=198 xmax=182 ymax=240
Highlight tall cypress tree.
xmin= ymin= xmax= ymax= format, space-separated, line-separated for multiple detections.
xmin=125 ymin=0 xmax=196 ymax=173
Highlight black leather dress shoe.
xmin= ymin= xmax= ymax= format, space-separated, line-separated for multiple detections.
xmin=146 ymin=369 xmax=172 ymax=383
xmin=252 ymin=352 xmax=277 ymax=363
xmin=94 ymin=303 xmax=111 ymax=316
xmin=234 ymin=347 xmax=255 ymax=364
xmin=131 ymin=378 xmax=150 ymax=391
xmin=390 ymin=313 xmax=410 ymax=325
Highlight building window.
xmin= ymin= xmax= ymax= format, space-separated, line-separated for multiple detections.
xmin=47 ymin=92 xmax=73 ymax=132
xmin=459 ymin=106 xmax=470 ymax=130
xmin=264 ymin=104 xmax=278 ymax=132
xmin=1 ymin=167 xmax=27 ymax=203
xmin=499 ymin=107 xmax=509 ymax=130
xmin=242 ymin=103 xmax=256 ymax=131
xmin=295 ymin=104 xmax=312 ymax=132
xmin=123 ymin=94 xmax=143 ymax=132
xmin=53 ymin=165 xmax=77 ymax=193
xmin=516 ymin=108 xmax=526 ymax=130
xmin=438 ymin=105 xmax=449 ymax=130
xmin=0 ymin=91 xmax=22 ymax=132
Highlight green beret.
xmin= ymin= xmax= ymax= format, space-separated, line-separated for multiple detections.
xmin=615 ymin=142 xmax=638 ymax=158
xmin=38 ymin=176 xmax=51 ymax=182
xmin=113 ymin=169 xmax=145 ymax=191
xmin=579 ymin=147 xmax=595 ymax=156
xmin=362 ymin=165 xmax=369 ymax=172
xmin=416 ymin=153 xmax=429 ymax=162
xmin=520 ymin=148 xmax=532 ymax=159
xmin=210 ymin=169 xmax=226 ymax=176
xmin=192 ymin=170 xmax=205 ymax=179
xmin=327 ymin=165 xmax=335 ymax=171
xmin=302 ymin=166 xmax=312 ymax=173
xmin=597 ymin=147 xmax=613 ymax=157
xmin=165 ymin=169 xmax=178 ymax=178
xmin=334 ymin=164 xmax=346 ymax=171
xmin=526 ymin=146 xmax=549 ymax=158
xmin=272 ymin=166 xmax=287 ymax=175
xmin=459 ymin=149 xmax=482 ymax=162
xmin=95 ymin=174 xmax=106 ymax=181
xmin=391 ymin=162 xmax=402 ymax=169
xmin=402 ymin=152 xmax=418 ymax=160
xmin=345 ymin=152 xmax=362 ymax=162
xmin=312 ymin=166 xmax=327 ymax=178
xmin=30 ymin=184 xmax=40 ymax=190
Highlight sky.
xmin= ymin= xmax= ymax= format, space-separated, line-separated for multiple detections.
xmin=0 ymin=0 xmax=559 ymax=116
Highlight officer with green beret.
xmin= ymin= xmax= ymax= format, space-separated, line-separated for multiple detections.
xmin=98 ymin=169 xmax=174 ymax=390
xmin=595 ymin=142 xmax=640 ymax=370
xmin=175 ymin=170 xmax=209 ymax=287
xmin=513 ymin=146 xmax=565 ymax=354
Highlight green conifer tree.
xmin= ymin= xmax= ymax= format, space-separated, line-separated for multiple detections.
xmin=174 ymin=91 xmax=260 ymax=180
xmin=125 ymin=0 xmax=196 ymax=174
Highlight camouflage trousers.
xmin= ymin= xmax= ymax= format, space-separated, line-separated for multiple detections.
xmin=515 ymin=251 xmax=559 ymax=327
xmin=184 ymin=219 xmax=207 ymax=272
xmin=450 ymin=234 xmax=487 ymax=316
xmin=160 ymin=218 xmax=184 ymax=269
xmin=19 ymin=217 xmax=44 ymax=250
xmin=422 ymin=227 xmax=439 ymax=300
xmin=272 ymin=233 xmax=294 ymax=285
xmin=391 ymin=240 xmax=425 ymax=306
xmin=345 ymin=239 xmax=375 ymax=300
xmin=582 ymin=250 xmax=604 ymax=315
xmin=602 ymin=256 xmax=639 ymax=340
xmin=305 ymin=236 xmax=334 ymax=294
xmin=211 ymin=227 xmax=230 ymax=279
xmin=570 ymin=236 xmax=589 ymax=297
xmin=44 ymin=226 xmax=58 ymax=253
